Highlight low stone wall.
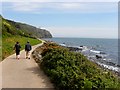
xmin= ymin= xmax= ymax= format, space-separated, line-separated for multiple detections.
xmin=32 ymin=41 xmax=54 ymax=64
xmin=32 ymin=47 xmax=43 ymax=64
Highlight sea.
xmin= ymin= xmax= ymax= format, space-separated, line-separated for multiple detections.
xmin=44 ymin=37 xmax=120 ymax=73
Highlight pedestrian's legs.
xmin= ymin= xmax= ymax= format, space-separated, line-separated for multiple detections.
xmin=26 ymin=51 xmax=28 ymax=59
xmin=26 ymin=51 xmax=30 ymax=59
xmin=28 ymin=51 xmax=30 ymax=59
xmin=16 ymin=50 xmax=20 ymax=60
xmin=18 ymin=55 xmax=20 ymax=60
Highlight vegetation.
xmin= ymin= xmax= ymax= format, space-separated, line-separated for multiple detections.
xmin=35 ymin=42 xmax=120 ymax=89
xmin=2 ymin=36 xmax=41 ymax=60
xmin=0 ymin=38 xmax=1 ymax=61
xmin=1 ymin=16 xmax=44 ymax=60
xmin=2 ymin=16 xmax=52 ymax=38
xmin=0 ymin=16 xmax=2 ymax=61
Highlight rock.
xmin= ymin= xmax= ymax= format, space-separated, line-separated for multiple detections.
xmin=67 ymin=47 xmax=82 ymax=51
xmin=96 ymin=55 xmax=102 ymax=59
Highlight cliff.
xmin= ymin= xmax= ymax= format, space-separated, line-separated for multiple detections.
xmin=2 ymin=16 xmax=52 ymax=38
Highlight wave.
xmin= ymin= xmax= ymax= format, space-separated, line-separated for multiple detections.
xmin=97 ymin=62 xmax=120 ymax=73
xmin=59 ymin=43 xmax=119 ymax=73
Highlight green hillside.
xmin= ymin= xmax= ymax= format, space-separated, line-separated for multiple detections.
xmin=0 ymin=16 xmax=2 ymax=61
xmin=2 ymin=16 xmax=52 ymax=38
xmin=1 ymin=16 xmax=52 ymax=60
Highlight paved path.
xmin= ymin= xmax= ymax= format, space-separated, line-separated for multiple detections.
xmin=0 ymin=43 xmax=54 ymax=88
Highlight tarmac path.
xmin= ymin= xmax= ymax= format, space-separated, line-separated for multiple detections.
xmin=0 ymin=43 xmax=54 ymax=89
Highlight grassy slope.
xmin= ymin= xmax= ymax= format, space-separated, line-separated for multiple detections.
xmin=0 ymin=17 xmax=41 ymax=61
xmin=0 ymin=37 xmax=1 ymax=61
xmin=1 ymin=16 xmax=42 ymax=60
xmin=0 ymin=16 xmax=2 ymax=61
xmin=2 ymin=36 xmax=42 ymax=60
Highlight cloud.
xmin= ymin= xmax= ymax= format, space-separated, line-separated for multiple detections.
xmin=11 ymin=2 xmax=41 ymax=11
xmin=2 ymin=0 xmax=120 ymax=2
xmin=2 ymin=0 xmax=56 ymax=2
xmin=60 ymin=3 xmax=81 ymax=9
xmin=58 ymin=3 xmax=117 ymax=13
xmin=3 ymin=2 xmax=118 ymax=13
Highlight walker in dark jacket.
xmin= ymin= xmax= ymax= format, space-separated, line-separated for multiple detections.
xmin=25 ymin=41 xmax=32 ymax=59
xmin=14 ymin=42 xmax=21 ymax=60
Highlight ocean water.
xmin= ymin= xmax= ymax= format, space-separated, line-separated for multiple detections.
xmin=44 ymin=37 xmax=119 ymax=72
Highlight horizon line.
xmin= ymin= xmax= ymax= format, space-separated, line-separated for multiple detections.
xmin=47 ymin=37 xmax=118 ymax=39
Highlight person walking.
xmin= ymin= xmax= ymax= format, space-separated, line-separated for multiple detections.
xmin=25 ymin=41 xmax=32 ymax=59
xmin=14 ymin=42 xmax=21 ymax=60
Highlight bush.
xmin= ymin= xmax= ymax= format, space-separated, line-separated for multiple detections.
xmin=40 ymin=43 xmax=120 ymax=89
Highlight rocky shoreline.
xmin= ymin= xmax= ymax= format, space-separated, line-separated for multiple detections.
xmin=32 ymin=41 xmax=120 ymax=78
xmin=63 ymin=45 xmax=120 ymax=77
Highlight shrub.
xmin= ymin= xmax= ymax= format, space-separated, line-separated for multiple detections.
xmin=40 ymin=43 xmax=120 ymax=89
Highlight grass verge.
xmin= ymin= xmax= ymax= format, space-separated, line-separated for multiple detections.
xmin=0 ymin=37 xmax=1 ymax=61
xmin=2 ymin=36 xmax=42 ymax=60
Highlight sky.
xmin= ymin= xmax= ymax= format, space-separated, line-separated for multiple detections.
xmin=0 ymin=0 xmax=119 ymax=38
